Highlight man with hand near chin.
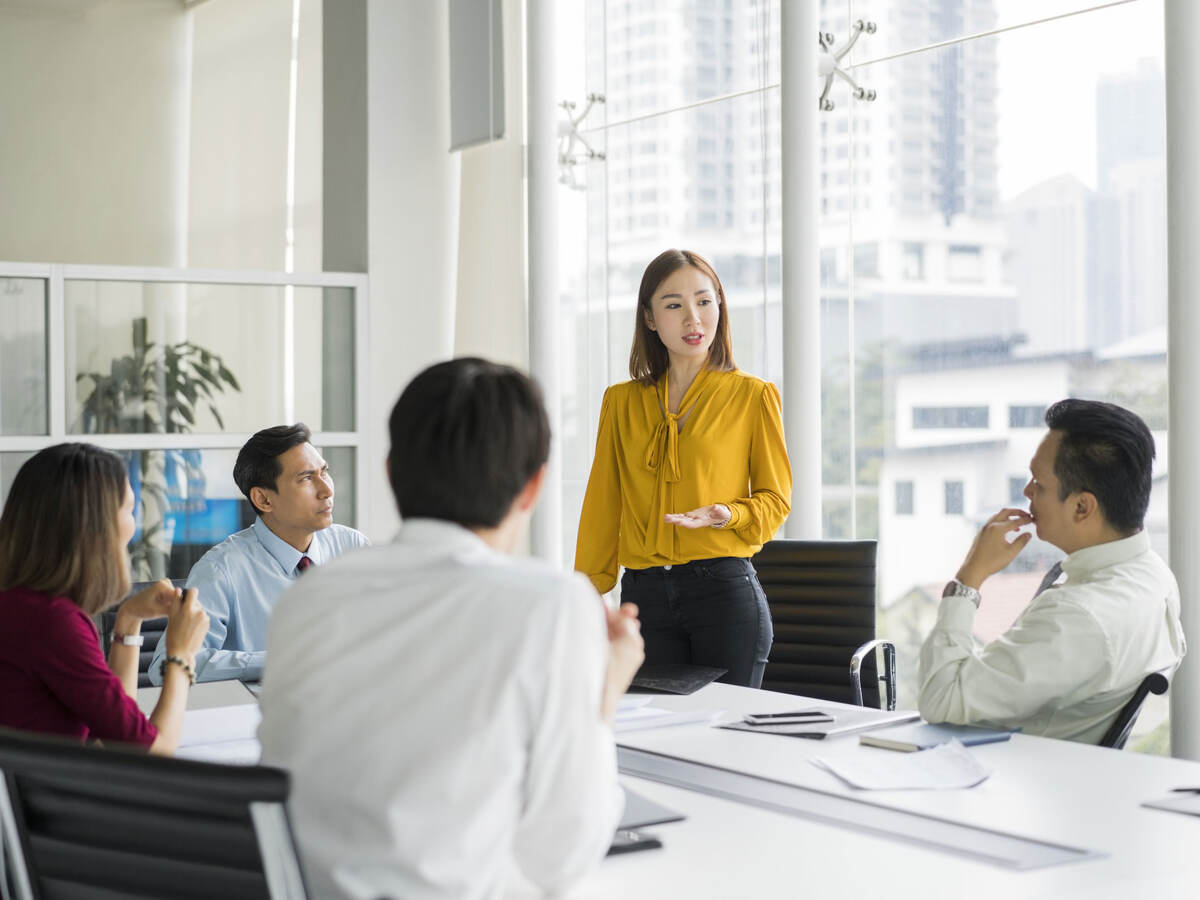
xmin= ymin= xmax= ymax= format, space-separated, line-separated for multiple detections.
xmin=148 ymin=423 xmax=369 ymax=684
xmin=918 ymin=398 xmax=1185 ymax=744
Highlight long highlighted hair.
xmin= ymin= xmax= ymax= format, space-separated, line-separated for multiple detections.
xmin=0 ymin=443 xmax=131 ymax=616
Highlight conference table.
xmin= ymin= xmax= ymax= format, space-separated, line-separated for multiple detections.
xmin=151 ymin=681 xmax=1200 ymax=900
xmin=567 ymin=682 xmax=1200 ymax=900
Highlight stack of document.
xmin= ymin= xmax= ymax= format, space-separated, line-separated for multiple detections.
xmin=615 ymin=696 xmax=721 ymax=733
xmin=175 ymin=704 xmax=263 ymax=765
xmin=812 ymin=741 xmax=992 ymax=790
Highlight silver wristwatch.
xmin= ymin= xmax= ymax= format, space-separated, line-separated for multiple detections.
xmin=942 ymin=579 xmax=982 ymax=608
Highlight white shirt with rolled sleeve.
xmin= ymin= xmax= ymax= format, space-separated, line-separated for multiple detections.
xmin=257 ymin=518 xmax=623 ymax=900
xmin=918 ymin=530 xmax=1186 ymax=744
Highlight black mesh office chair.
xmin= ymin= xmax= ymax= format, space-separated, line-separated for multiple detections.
xmin=752 ymin=539 xmax=896 ymax=709
xmin=98 ymin=579 xmax=186 ymax=687
xmin=0 ymin=727 xmax=308 ymax=899
xmin=1099 ymin=670 xmax=1170 ymax=750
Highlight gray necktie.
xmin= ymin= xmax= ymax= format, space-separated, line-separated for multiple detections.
xmin=1034 ymin=561 xmax=1063 ymax=597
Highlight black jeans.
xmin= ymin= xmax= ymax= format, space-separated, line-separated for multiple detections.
xmin=620 ymin=557 xmax=773 ymax=689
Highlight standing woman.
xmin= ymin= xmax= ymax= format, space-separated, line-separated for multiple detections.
xmin=0 ymin=443 xmax=209 ymax=755
xmin=575 ymin=249 xmax=791 ymax=688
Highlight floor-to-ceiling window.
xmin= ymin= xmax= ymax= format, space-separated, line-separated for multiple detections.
xmin=562 ymin=0 xmax=1168 ymax=752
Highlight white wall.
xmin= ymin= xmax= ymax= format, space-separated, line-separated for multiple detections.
xmin=0 ymin=1 xmax=190 ymax=266
xmin=364 ymin=0 xmax=461 ymax=541
xmin=454 ymin=0 xmax=528 ymax=370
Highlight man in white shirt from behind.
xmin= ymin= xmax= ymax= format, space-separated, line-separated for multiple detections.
xmin=920 ymin=398 xmax=1185 ymax=744
xmin=258 ymin=358 xmax=644 ymax=900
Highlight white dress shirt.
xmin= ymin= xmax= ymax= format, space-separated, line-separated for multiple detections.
xmin=148 ymin=518 xmax=369 ymax=684
xmin=918 ymin=530 xmax=1186 ymax=744
xmin=257 ymin=519 xmax=623 ymax=900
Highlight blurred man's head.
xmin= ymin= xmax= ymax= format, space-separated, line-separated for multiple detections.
xmin=388 ymin=358 xmax=551 ymax=535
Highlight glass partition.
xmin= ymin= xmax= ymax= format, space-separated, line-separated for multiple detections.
xmin=66 ymin=280 xmax=355 ymax=436
xmin=0 ymin=265 xmax=365 ymax=584
xmin=0 ymin=278 xmax=47 ymax=436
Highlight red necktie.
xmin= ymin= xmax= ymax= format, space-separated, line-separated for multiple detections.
xmin=297 ymin=555 xmax=313 ymax=574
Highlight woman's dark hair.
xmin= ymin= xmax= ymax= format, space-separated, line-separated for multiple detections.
xmin=628 ymin=248 xmax=736 ymax=385
xmin=388 ymin=358 xmax=551 ymax=528
xmin=1044 ymin=398 xmax=1155 ymax=534
xmin=233 ymin=423 xmax=313 ymax=515
xmin=0 ymin=443 xmax=130 ymax=616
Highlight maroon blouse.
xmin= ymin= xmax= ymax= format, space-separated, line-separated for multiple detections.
xmin=0 ymin=587 xmax=157 ymax=747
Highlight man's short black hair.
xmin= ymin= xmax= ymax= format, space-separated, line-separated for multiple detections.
xmin=388 ymin=358 xmax=550 ymax=528
xmin=234 ymin=423 xmax=313 ymax=515
xmin=1044 ymin=399 xmax=1154 ymax=534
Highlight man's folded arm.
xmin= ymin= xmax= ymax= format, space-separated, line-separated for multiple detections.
xmin=919 ymin=592 xmax=1109 ymax=727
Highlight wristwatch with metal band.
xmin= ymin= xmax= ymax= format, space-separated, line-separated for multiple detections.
xmin=942 ymin=579 xmax=982 ymax=608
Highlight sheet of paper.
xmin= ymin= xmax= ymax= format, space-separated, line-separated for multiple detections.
xmin=618 ymin=694 xmax=654 ymax=713
xmin=614 ymin=706 xmax=722 ymax=733
xmin=176 ymin=738 xmax=263 ymax=766
xmin=811 ymin=740 xmax=992 ymax=790
xmin=179 ymin=703 xmax=262 ymax=748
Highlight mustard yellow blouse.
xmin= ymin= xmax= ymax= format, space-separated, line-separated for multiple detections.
xmin=574 ymin=368 xmax=792 ymax=595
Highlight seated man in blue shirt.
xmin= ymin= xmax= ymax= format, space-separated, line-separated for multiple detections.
xmin=149 ymin=423 xmax=369 ymax=683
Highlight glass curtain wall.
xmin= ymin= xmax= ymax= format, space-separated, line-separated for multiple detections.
xmin=560 ymin=0 xmax=782 ymax=575
xmin=566 ymin=0 xmax=1167 ymax=751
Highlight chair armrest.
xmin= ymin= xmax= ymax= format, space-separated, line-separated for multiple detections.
xmin=849 ymin=639 xmax=897 ymax=710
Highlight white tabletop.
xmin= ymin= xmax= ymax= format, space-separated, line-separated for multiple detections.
xmin=562 ymin=683 xmax=1200 ymax=900
xmin=135 ymin=678 xmax=257 ymax=715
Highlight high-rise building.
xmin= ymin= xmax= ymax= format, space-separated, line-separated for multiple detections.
xmin=817 ymin=0 xmax=1013 ymax=349
xmin=1003 ymin=174 xmax=1094 ymax=355
xmin=1096 ymin=57 xmax=1165 ymax=195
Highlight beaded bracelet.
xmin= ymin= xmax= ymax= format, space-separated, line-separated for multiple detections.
xmin=163 ymin=655 xmax=196 ymax=686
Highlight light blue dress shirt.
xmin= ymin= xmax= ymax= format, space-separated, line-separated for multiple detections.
xmin=148 ymin=517 xmax=369 ymax=684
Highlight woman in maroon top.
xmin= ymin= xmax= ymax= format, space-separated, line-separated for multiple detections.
xmin=0 ymin=443 xmax=209 ymax=755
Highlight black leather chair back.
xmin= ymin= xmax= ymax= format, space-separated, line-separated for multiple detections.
xmin=0 ymin=727 xmax=308 ymax=899
xmin=752 ymin=539 xmax=880 ymax=706
xmin=1100 ymin=670 xmax=1170 ymax=750
xmin=98 ymin=579 xmax=186 ymax=687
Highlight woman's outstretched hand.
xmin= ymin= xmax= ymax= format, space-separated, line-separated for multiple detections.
xmin=664 ymin=503 xmax=731 ymax=529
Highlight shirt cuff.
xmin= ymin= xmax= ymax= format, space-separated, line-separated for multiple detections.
xmin=936 ymin=592 xmax=979 ymax=634
xmin=721 ymin=502 xmax=746 ymax=531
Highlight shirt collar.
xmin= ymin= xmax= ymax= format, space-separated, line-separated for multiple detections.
xmin=392 ymin=518 xmax=498 ymax=558
xmin=252 ymin=517 xmax=326 ymax=575
xmin=1061 ymin=529 xmax=1150 ymax=580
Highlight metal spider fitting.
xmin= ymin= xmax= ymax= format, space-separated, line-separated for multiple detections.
xmin=557 ymin=93 xmax=606 ymax=190
xmin=818 ymin=19 xmax=877 ymax=111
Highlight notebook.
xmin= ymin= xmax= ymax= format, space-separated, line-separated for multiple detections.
xmin=859 ymin=722 xmax=1016 ymax=752
xmin=607 ymin=786 xmax=684 ymax=857
xmin=619 ymin=786 xmax=685 ymax=830
xmin=629 ymin=664 xmax=727 ymax=695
